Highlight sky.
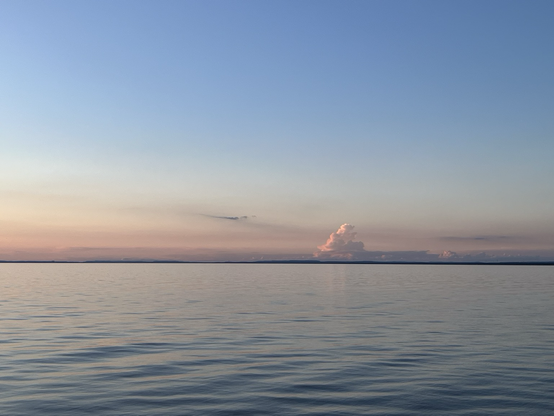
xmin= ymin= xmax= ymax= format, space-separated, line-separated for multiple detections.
xmin=1 ymin=0 xmax=554 ymax=261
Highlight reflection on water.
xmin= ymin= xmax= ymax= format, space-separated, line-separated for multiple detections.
xmin=1 ymin=264 xmax=553 ymax=415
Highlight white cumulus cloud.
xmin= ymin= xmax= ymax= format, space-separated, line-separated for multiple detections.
xmin=314 ymin=224 xmax=365 ymax=259
xmin=439 ymin=250 xmax=458 ymax=259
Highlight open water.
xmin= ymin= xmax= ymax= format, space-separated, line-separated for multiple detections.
xmin=1 ymin=263 xmax=553 ymax=415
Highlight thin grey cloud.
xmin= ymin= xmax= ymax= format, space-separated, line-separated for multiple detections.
xmin=440 ymin=235 xmax=517 ymax=242
xmin=203 ymin=214 xmax=254 ymax=221
xmin=63 ymin=247 xmax=120 ymax=252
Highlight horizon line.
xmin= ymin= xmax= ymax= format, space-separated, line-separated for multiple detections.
xmin=1 ymin=260 xmax=554 ymax=266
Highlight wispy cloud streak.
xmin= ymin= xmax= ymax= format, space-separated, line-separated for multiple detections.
xmin=440 ymin=235 xmax=517 ymax=242
xmin=203 ymin=215 xmax=253 ymax=221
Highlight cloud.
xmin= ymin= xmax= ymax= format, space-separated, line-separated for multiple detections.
xmin=203 ymin=215 xmax=253 ymax=221
xmin=440 ymin=235 xmax=516 ymax=242
xmin=314 ymin=223 xmax=365 ymax=259
xmin=364 ymin=250 xmax=437 ymax=262
xmin=313 ymin=225 xmax=469 ymax=262
xmin=439 ymin=250 xmax=458 ymax=259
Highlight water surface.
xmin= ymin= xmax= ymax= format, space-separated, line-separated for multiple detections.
xmin=1 ymin=264 xmax=553 ymax=415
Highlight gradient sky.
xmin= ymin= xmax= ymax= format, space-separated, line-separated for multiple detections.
xmin=2 ymin=0 xmax=554 ymax=261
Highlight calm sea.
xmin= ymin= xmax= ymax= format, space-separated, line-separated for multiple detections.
xmin=1 ymin=264 xmax=553 ymax=415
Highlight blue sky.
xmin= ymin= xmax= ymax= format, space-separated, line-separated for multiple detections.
xmin=1 ymin=0 xmax=553 ymax=260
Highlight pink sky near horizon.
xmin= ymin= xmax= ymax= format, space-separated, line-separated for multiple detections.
xmin=2 ymin=212 xmax=553 ymax=261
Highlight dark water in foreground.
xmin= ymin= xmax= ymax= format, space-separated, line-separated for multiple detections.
xmin=1 ymin=264 xmax=553 ymax=415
